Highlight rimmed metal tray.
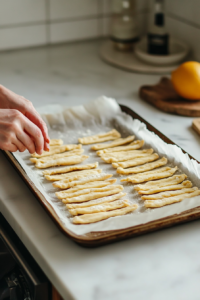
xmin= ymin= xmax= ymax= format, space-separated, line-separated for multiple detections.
xmin=2 ymin=105 xmax=200 ymax=247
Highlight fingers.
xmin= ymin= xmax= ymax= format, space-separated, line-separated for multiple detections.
xmin=44 ymin=141 xmax=50 ymax=152
xmin=25 ymin=108 xmax=50 ymax=144
xmin=16 ymin=131 xmax=36 ymax=154
xmin=23 ymin=118 xmax=44 ymax=155
xmin=13 ymin=139 xmax=27 ymax=153
xmin=3 ymin=143 xmax=18 ymax=152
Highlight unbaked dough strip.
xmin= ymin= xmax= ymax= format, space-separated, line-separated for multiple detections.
xmin=144 ymin=190 xmax=200 ymax=208
xmin=56 ymin=179 xmax=117 ymax=199
xmin=141 ymin=187 xmax=198 ymax=200
xmin=69 ymin=200 xmax=130 ymax=216
xmin=97 ymin=140 xmax=144 ymax=155
xmin=31 ymin=144 xmax=82 ymax=158
xmin=134 ymin=174 xmax=187 ymax=191
xmin=78 ymin=129 xmax=121 ymax=145
xmin=117 ymin=157 xmax=167 ymax=175
xmin=66 ymin=192 xmax=126 ymax=209
xmin=138 ymin=180 xmax=192 ymax=195
xmin=113 ymin=153 xmax=159 ymax=169
xmin=53 ymin=170 xmax=102 ymax=187
xmin=121 ymin=167 xmax=177 ymax=184
xmin=62 ymin=185 xmax=122 ymax=202
xmin=73 ymin=204 xmax=138 ymax=224
xmin=50 ymin=139 xmax=63 ymax=146
xmin=30 ymin=149 xmax=84 ymax=163
xmin=64 ymin=186 xmax=124 ymax=203
xmin=91 ymin=135 xmax=135 ymax=151
xmin=45 ymin=169 xmax=101 ymax=181
xmin=35 ymin=155 xmax=89 ymax=169
xmin=53 ymin=173 xmax=113 ymax=189
xmin=43 ymin=162 xmax=98 ymax=175
xmin=101 ymin=149 xmax=154 ymax=163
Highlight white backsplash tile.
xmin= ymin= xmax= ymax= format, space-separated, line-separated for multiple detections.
xmin=49 ymin=18 xmax=101 ymax=44
xmin=166 ymin=16 xmax=200 ymax=61
xmin=49 ymin=0 xmax=99 ymax=21
xmin=0 ymin=0 xmax=46 ymax=26
xmin=0 ymin=25 xmax=47 ymax=51
xmin=166 ymin=0 xmax=200 ymax=27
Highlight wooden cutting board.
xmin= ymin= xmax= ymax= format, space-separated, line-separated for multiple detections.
xmin=139 ymin=77 xmax=200 ymax=117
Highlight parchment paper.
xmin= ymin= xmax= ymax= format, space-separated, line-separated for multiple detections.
xmin=13 ymin=96 xmax=200 ymax=235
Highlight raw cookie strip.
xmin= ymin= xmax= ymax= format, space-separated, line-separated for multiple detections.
xmin=78 ymin=129 xmax=121 ymax=145
xmin=101 ymin=149 xmax=154 ymax=163
xmin=91 ymin=135 xmax=135 ymax=151
xmin=121 ymin=167 xmax=177 ymax=184
xmin=113 ymin=153 xmax=159 ymax=169
xmin=63 ymin=185 xmax=121 ymax=203
xmin=53 ymin=173 xmax=113 ymax=189
xmin=69 ymin=200 xmax=130 ymax=216
xmin=53 ymin=170 xmax=102 ymax=187
xmin=46 ymin=169 xmax=102 ymax=181
xmin=50 ymin=139 xmax=63 ymax=146
xmin=97 ymin=140 xmax=144 ymax=155
xmin=66 ymin=192 xmax=126 ymax=209
xmin=141 ymin=187 xmax=198 ymax=200
xmin=56 ymin=179 xmax=117 ymax=199
xmin=134 ymin=174 xmax=187 ymax=191
xmin=117 ymin=157 xmax=167 ymax=175
xmin=31 ymin=144 xmax=82 ymax=158
xmin=64 ymin=186 xmax=124 ymax=203
xmin=43 ymin=162 xmax=98 ymax=176
xmin=73 ymin=204 xmax=138 ymax=224
xmin=138 ymin=180 xmax=192 ymax=195
xmin=30 ymin=149 xmax=83 ymax=163
xmin=62 ymin=185 xmax=122 ymax=202
xmin=144 ymin=190 xmax=200 ymax=208
xmin=35 ymin=155 xmax=89 ymax=169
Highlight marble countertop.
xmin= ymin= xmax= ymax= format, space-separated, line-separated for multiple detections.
xmin=0 ymin=41 xmax=200 ymax=300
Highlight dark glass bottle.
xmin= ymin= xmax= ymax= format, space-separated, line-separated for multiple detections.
xmin=148 ymin=0 xmax=169 ymax=55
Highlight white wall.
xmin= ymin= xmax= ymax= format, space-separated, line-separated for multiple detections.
xmin=0 ymin=0 xmax=148 ymax=51
xmin=0 ymin=0 xmax=199 ymax=61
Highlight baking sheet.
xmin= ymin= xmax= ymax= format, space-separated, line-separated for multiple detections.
xmin=13 ymin=96 xmax=200 ymax=235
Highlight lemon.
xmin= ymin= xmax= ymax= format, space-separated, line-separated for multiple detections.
xmin=171 ymin=61 xmax=200 ymax=100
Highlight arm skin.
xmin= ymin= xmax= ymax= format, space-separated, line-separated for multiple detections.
xmin=0 ymin=84 xmax=50 ymax=154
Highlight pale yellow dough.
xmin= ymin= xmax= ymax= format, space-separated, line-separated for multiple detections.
xmin=101 ymin=149 xmax=154 ymax=163
xmin=97 ymin=140 xmax=144 ymax=155
xmin=55 ymin=179 xmax=117 ymax=199
xmin=73 ymin=204 xmax=138 ymax=224
xmin=30 ymin=149 xmax=83 ymax=163
xmin=78 ymin=129 xmax=121 ymax=145
xmin=113 ymin=153 xmax=159 ymax=169
xmin=121 ymin=167 xmax=177 ymax=183
xmin=69 ymin=199 xmax=130 ymax=216
xmin=45 ymin=169 xmax=101 ymax=181
xmin=64 ymin=186 xmax=124 ymax=203
xmin=134 ymin=174 xmax=187 ymax=191
xmin=138 ymin=180 xmax=192 ymax=195
xmin=50 ymin=139 xmax=63 ymax=146
xmin=53 ymin=170 xmax=102 ymax=187
xmin=117 ymin=157 xmax=167 ymax=175
xmin=141 ymin=187 xmax=197 ymax=200
xmin=144 ymin=190 xmax=200 ymax=208
xmin=53 ymin=174 xmax=112 ymax=189
xmin=43 ymin=162 xmax=98 ymax=176
xmin=91 ymin=135 xmax=135 ymax=151
xmin=66 ymin=192 xmax=126 ymax=209
xmin=31 ymin=144 xmax=82 ymax=158
xmin=35 ymin=155 xmax=89 ymax=169
xmin=62 ymin=185 xmax=121 ymax=202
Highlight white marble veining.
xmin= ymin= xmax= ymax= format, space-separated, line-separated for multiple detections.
xmin=0 ymin=41 xmax=200 ymax=300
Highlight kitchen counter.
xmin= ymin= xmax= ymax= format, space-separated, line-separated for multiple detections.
xmin=0 ymin=40 xmax=200 ymax=300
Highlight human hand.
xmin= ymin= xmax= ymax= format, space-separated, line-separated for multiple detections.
xmin=0 ymin=85 xmax=50 ymax=151
xmin=0 ymin=109 xmax=46 ymax=154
